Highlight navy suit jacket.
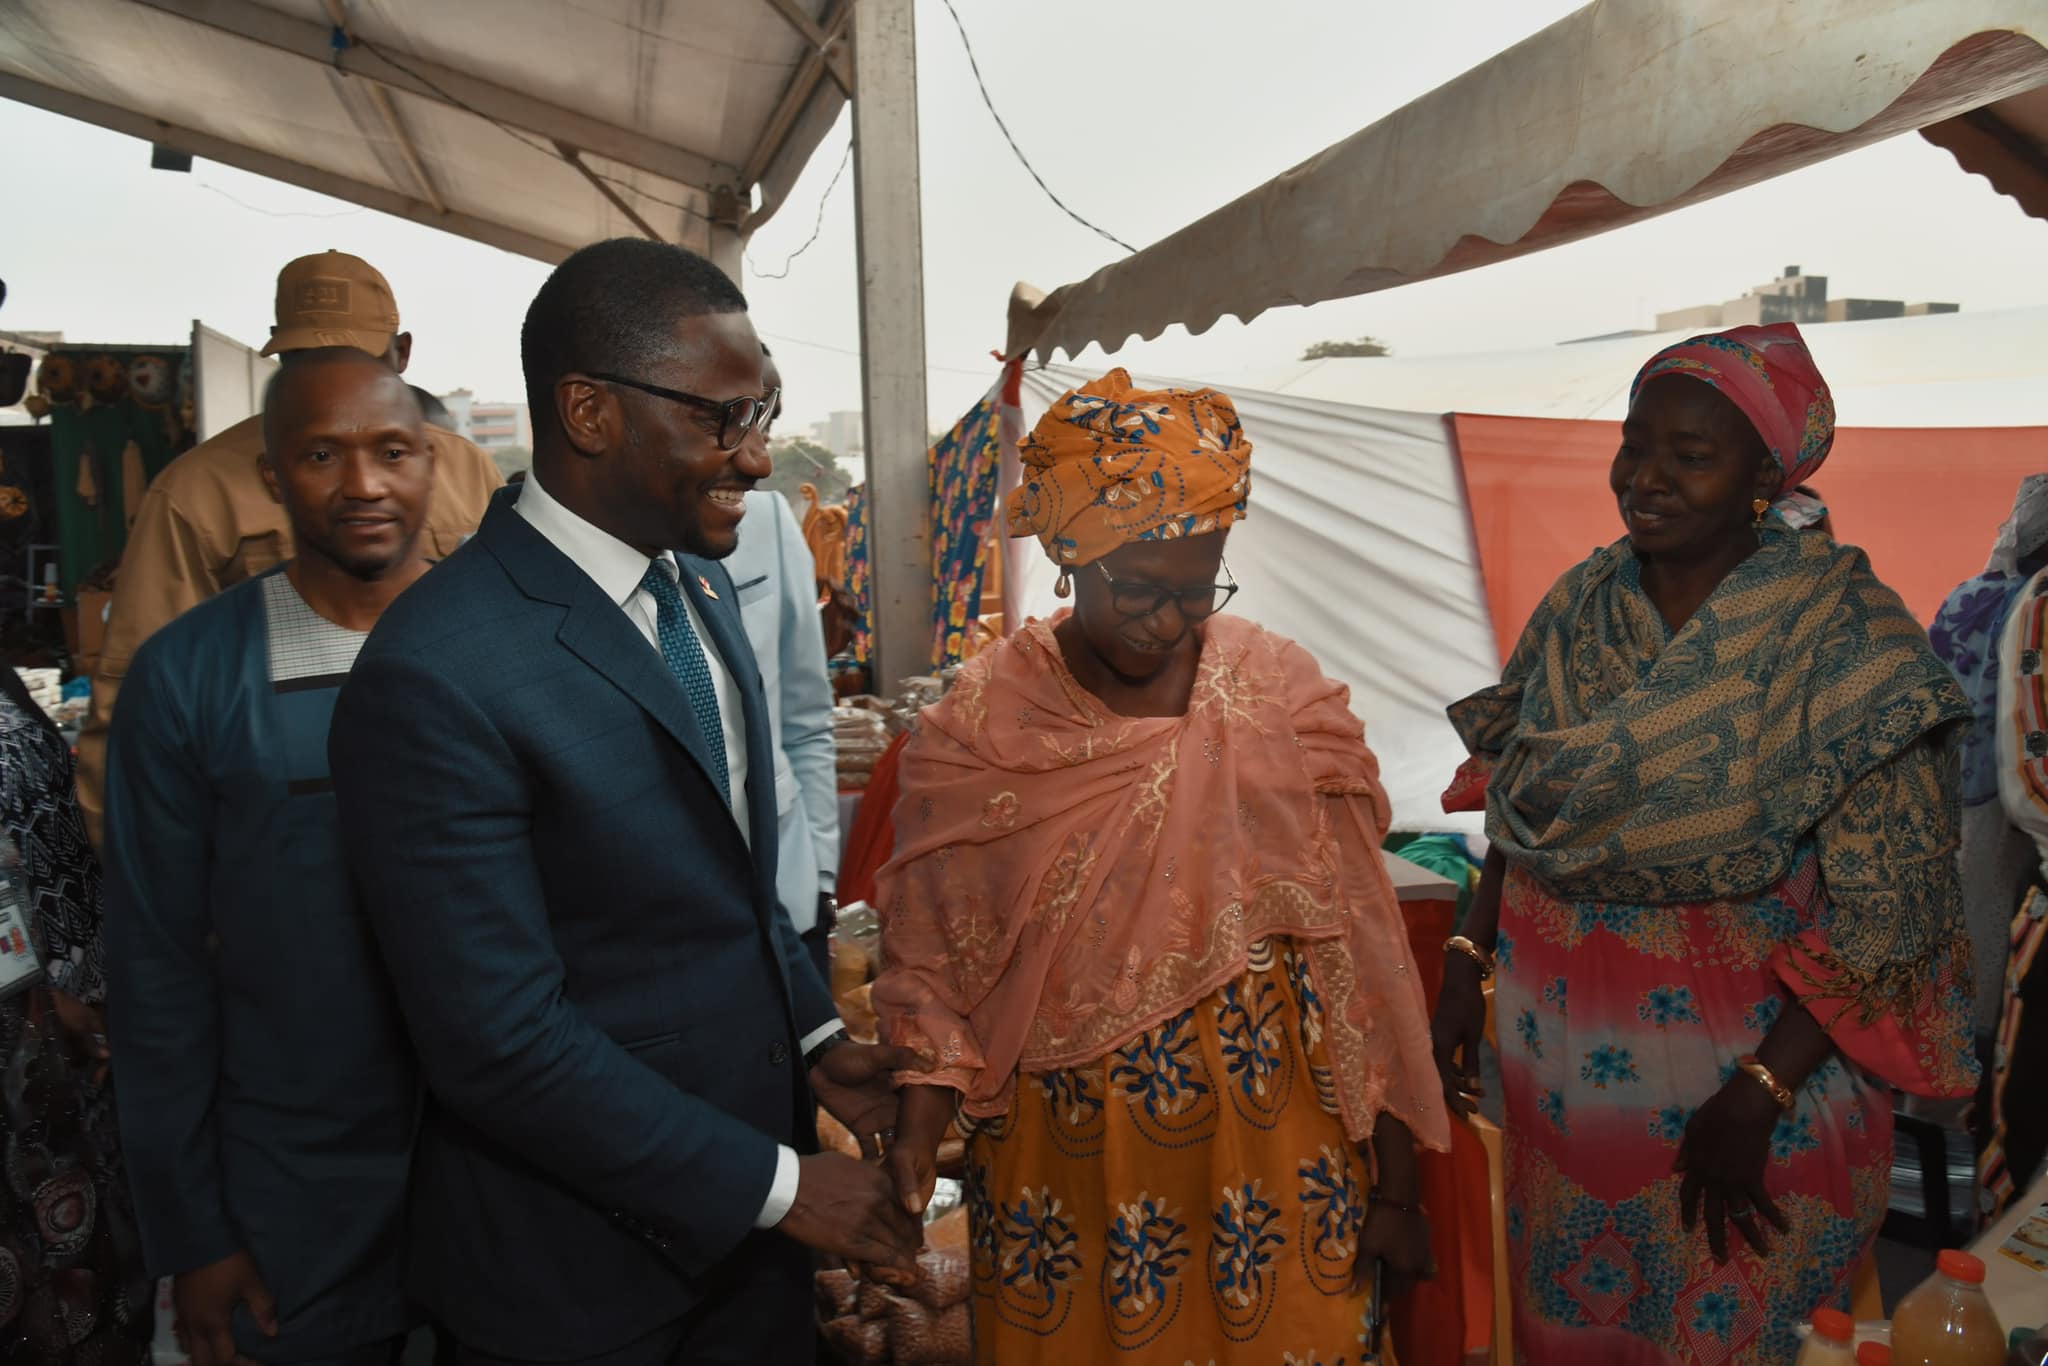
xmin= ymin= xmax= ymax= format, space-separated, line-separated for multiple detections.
xmin=328 ymin=490 xmax=837 ymax=1356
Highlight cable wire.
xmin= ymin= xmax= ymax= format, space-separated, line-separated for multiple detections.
xmin=934 ymin=0 xmax=1135 ymax=254
xmin=746 ymin=138 xmax=853 ymax=280
xmin=756 ymin=329 xmax=1013 ymax=381
xmin=195 ymin=182 xmax=365 ymax=219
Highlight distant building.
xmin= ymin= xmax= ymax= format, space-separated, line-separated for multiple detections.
xmin=1654 ymin=266 xmax=1958 ymax=332
xmin=436 ymin=389 xmax=529 ymax=453
xmin=808 ymin=410 xmax=864 ymax=457
xmin=437 ymin=388 xmax=475 ymax=440
xmin=468 ymin=399 xmax=531 ymax=453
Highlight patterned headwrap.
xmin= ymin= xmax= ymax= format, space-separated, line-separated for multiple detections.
xmin=1628 ymin=322 xmax=1837 ymax=501
xmin=1008 ymin=368 xmax=1251 ymax=567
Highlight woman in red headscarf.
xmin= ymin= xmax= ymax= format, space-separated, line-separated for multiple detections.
xmin=1432 ymin=325 xmax=1978 ymax=1365
xmin=874 ymin=370 xmax=1449 ymax=1363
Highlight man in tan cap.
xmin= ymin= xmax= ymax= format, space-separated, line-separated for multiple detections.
xmin=76 ymin=251 xmax=503 ymax=843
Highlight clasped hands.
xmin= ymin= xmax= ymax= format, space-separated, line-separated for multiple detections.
xmin=781 ymin=1041 xmax=936 ymax=1276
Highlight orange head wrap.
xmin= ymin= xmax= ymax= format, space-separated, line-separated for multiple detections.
xmin=1008 ymin=368 xmax=1252 ymax=567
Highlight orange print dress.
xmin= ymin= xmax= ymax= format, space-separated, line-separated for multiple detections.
xmin=875 ymin=614 xmax=1449 ymax=1366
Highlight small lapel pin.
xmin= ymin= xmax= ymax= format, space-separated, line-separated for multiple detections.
xmin=697 ymin=574 xmax=719 ymax=600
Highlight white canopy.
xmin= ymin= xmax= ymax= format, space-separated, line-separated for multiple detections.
xmin=1006 ymin=0 xmax=2048 ymax=361
xmin=0 ymin=0 xmax=852 ymax=266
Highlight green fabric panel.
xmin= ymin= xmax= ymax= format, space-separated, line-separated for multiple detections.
xmin=47 ymin=396 xmax=182 ymax=594
xmin=1383 ymin=831 xmax=1480 ymax=928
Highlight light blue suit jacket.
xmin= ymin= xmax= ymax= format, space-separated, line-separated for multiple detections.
xmin=724 ymin=490 xmax=839 ymax=931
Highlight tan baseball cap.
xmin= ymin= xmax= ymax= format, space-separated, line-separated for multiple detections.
xmin=261 ymin=251 xmax=402 ymax=357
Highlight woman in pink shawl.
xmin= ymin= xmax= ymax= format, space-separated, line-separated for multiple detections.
xmin=873 ymin=370 xmax=1448 ymax=1363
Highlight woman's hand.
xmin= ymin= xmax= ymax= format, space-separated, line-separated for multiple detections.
xmin=1354 ymin=1203 xmax=1435 ymax=1297
xmin=1430 ymin=954 xmax=1487 ymax=1118
xmin=1358 ymin=1115 xmax=1435 ymax=1296
xmin=49 ymin=988 xmax=110 ymax=1084
xmin=882 ymin=1083 xmax=956 ymax=1217
xmin=1675 ymin=1075 xmax=1789 ymax=1262
xmin=809 ymin=1041 xmax=931 ymax=1161
xmin=1433 ymin=849 xmax=1504 ymax=1118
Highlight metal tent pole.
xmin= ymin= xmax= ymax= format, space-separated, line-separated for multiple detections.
xmin=849 ymin=0 xmax=932 ymax=694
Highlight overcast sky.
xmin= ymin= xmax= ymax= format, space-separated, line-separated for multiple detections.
xmin=3 ymin=0 xmax=2044 ymax=441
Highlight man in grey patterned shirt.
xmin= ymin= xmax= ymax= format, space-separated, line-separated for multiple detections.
xmin=105 ymin=350 xmax=438 ymax=1366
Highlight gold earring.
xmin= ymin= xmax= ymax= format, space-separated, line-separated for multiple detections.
xmin=1054 ymin=568 xmax=1073 ymax=599
xmin=1752 ymin=498 xmax=1771 ymax=527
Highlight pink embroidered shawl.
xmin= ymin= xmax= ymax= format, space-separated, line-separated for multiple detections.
xmin=872 ymin=613 xmax=1449 ymax=1149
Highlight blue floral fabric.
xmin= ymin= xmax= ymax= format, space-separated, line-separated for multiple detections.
xmin=960 ymin=940 xmax=1381 ymax=1362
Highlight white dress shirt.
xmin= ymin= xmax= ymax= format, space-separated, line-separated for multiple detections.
xmin=515 ymin=470 xmax=837 ymax=1228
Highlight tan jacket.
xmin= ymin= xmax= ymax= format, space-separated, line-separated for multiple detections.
xmin=76 ymin=414 xmax=504 ymax=844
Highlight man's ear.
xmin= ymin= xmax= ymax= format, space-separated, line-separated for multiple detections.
xmin=557 ymin=376 xmax=614 ymax=459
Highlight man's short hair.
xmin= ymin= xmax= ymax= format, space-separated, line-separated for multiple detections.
xmin=263 ymin=347 xmax=422 ymax=453
xmin=520 ymin=238 xmax=748 ymax=435
xmin=409 ymin=385 xmax=453 ymax=429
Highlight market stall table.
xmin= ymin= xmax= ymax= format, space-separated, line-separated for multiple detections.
xmin=1971 ymin=1168 xmax=2048 ymax=1332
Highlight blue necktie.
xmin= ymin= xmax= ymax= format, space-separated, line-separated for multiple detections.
xmin=639 ymin=562 xmax=729 ymax=802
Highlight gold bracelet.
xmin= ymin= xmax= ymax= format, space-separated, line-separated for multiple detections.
xmin=1442 ymin=935 xmax=1495 ymax=980
xmin=1735 ymin=1054 xmax=1795 ymax=1112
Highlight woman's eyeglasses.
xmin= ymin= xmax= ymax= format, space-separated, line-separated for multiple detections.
xmin=1096 ymin=560 xmax=1239 ymax=621
xmin=586 ymin=372 xmax=781 ymax=452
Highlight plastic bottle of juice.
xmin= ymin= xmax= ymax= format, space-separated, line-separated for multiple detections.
xmin=1798 ymin=1309 xmax=1858 ymax=1365
xmin=1891 ymin=1250 xmax=2007 ymax=1365
xmin=1860 ymin=1345 xmax=1893 ymax=1366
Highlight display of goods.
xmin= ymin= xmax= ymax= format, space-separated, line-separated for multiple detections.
xmin=885 ymin=1298 xmax=970 ymax=1365
xmin=15 ymin=668 xmax=63 ymax=724
xmin=838 ymin=982 xmax=876 ymax=1041
xmin=830 ymin=932 xmax=872 ymax=1003
xmin=817 ymin=1209 xmax=975 ymax=1365
xmin=36 ymin=356 xmax=77 ymax=401
xmin=820 ymin=1314 xmax=887 ymax=1365
xmin=128 ymin=354 xmax=175 ymax=406
xmin=85 ymin=354 xmax=127 ymax=404
xmin=907 ymin=1207 xmax=969 ymax=1311
xmin=815 ymin=1266 xmax=859 ymax=1320
xmin=835 ymin=702 xmax=893 ymax=790
xmin=816 ymin=1107 xmax=862 ymax=1160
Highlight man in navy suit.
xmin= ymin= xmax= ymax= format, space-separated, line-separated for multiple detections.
xmin=328 ymin=239 xmax=925 ymax=1366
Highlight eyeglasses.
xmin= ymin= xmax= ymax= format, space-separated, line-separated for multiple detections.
xmin=1096 ymin=559 xmax=1239 ymax=621
xmin=585 ymin=371 xmax=781 ymax=452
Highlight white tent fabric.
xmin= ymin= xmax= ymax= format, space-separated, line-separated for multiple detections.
xmin=0 ymin=0 xmax=848 ymax=264
xmin=1014 ymin=364 xmax=1498 ymax=833
xmin=1006 ymin=310 xmax=2048 ymax=829
xmin=1006 ymin=0 xmax=2048 ymax=361
xmin=1226 ymin=307 xmax=2048 ymax=427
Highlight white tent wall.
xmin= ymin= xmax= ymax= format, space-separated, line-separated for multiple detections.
xmin=1014 ymin=365 xmax=1498 ymax=833
xmin=1228 ymin=307 xmax=2048 ymax=427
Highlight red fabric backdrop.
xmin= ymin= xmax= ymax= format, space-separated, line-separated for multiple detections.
xmin=1449 ymin=415 xmax=2048 ymax=662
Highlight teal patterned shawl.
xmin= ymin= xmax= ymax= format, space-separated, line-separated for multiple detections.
xmin=1449 ymin=525 xmax=1969 ymax=905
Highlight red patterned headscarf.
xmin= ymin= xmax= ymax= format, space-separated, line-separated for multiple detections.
xmin=1628 ymin=322 xmax=1836 ymax=497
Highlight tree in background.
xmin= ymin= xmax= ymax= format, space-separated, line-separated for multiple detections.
xmin=763 ymin=436 xmax=853 ymax=509
xmin=1300 ymin=336 xmax=1391 ymax=360
xmin=489 ymin=444 xmax=531 ymax=480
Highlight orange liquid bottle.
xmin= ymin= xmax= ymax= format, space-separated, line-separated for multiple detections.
xmin=1797 ymin=1308 xmax=1857 ymax=1366
xmin=1890 ymin=1250 xmax=2006 ymax=1365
